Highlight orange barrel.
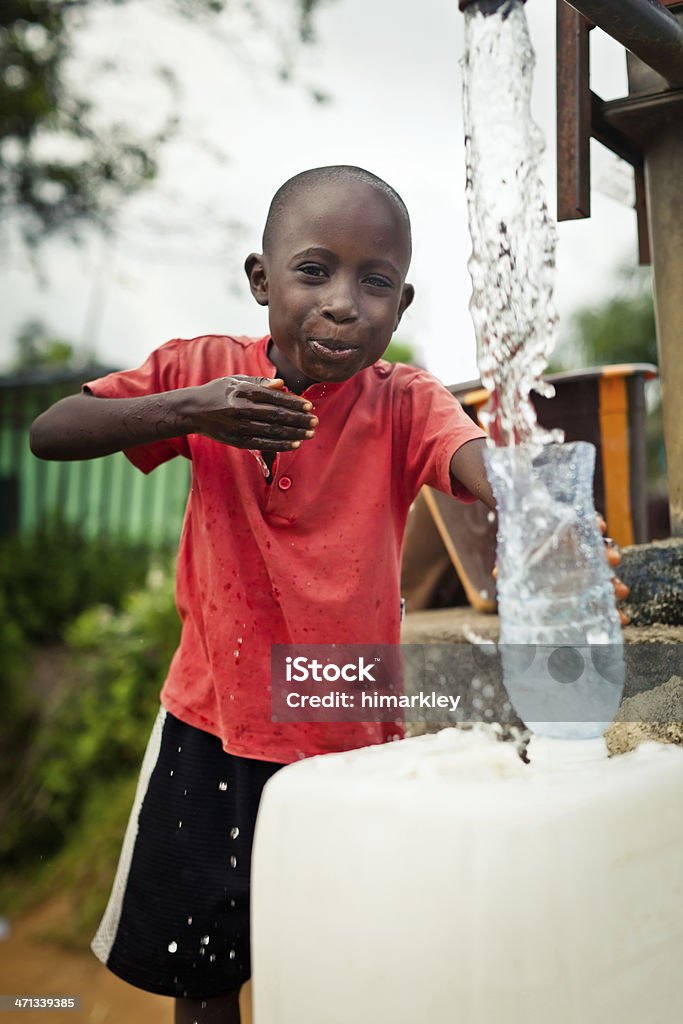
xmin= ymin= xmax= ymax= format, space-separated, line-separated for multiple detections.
xmin=414 ymin=363 xmax=658 ymax=611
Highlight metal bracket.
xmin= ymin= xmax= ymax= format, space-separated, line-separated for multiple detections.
xmin=556 ymin=1 xmax=653 ymax=263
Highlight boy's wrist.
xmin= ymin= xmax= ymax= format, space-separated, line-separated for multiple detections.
xmin=164 ymin=385 xmax=200 ymax=437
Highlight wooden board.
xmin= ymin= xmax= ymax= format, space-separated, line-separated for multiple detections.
xmin=421 ymin=486 xmax=498 ymax=614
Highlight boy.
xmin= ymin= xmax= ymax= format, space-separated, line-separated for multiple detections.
xmin=29 ymin=165 xmax=617 ymax=1024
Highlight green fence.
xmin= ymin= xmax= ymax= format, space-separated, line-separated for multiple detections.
xmin=0 ymin=368 xmax=191 ymax=546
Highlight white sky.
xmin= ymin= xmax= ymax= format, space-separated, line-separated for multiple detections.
xmin=0 ymin=0 xmax=637 ymax=384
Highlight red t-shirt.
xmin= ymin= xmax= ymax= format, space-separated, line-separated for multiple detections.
xmin=85 ymin=334 xmax=485 ymax=763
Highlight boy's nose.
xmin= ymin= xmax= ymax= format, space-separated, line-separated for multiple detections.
xmin=320 ymin=288 xmax=358 ymax=323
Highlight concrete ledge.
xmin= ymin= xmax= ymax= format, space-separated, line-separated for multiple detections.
xmin=402 ymin=607 xmax=682 ymax=646
xmin=401 ymin=608 xmax=683 ymax=745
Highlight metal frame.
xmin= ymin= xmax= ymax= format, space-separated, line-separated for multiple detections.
xmin=565 ymin=0 xmax=683 ymax=86
xmin=556 ymin=0 xmax=683 ymax=263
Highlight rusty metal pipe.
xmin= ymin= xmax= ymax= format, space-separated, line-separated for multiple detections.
xmin=564 ymin=0 xmax=683 ymax=86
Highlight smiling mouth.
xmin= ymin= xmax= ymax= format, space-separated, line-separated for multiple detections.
xmin=307 ymin=338 xmax=360 ymax=360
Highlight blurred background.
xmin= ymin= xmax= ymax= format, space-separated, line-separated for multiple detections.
xmin=0 ymin=1 xmax=665 ymax=1021
xmin=0 ymin=0 xmax=650 ymax=382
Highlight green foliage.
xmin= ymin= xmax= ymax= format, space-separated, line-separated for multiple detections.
xmin=0 ymin=520 xmax=152 ymax=644
xmin=0 ymin=562 xmax=179 ymax=870
xmin=11 ymin=319 xmax=90 ymax=372
xmin=0 ymin=522 xmax=156 ymax=793
xmin=0 ymin=588 xmax=34 ymax=792
xmin=554 ymin=265 xmax=657 ymax=370
xmin=552 ymin=264 xmax=664 ymax=488
xmin=0 ymin=561 xmax=178 ymax=945
xmin=0 ymin=0 xmax=331 ymax=247
xmin=0 ymin=586 xmax=29 ymax=690
xmin=0 ymin=773 xmax=138 ymax=947
xmin=383 ymin=338 xmax=420 ymax=365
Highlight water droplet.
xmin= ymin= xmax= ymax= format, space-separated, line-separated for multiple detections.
xmin=177 ymin=746 xmax=182 ymax=753
xmin=229 ymin=898 xmax=236 ymax=908
xmin=169 ymin=769 xmax=174 ymax=777
xmin=178 ymin=820 xmax=183 ymax=828
xmin=209 ymin=953 xmax=216 ymax=962
xmin=229 ymin=949 xmax=236 ymax=960
xmin=230 ymin=855 xmax=237 ymax=868
xmin=168 ymin=941 xmax=178 ymax=953
xmin=183 ymin=788 xmax=188 ymax=796
xmin=487 ymin=510 xmax=496 ymax=523
xmin=201 ymin=934 xmax=210 ymax=945
xmin=187 ymin=916 xmax=193 ymax=925
xmin=230 ymin=826 xmax=239 ymax=839
xmin=218 ymin=781 xmax=228 ymax=791
xmin=587 ymin=628 xmax=609 ymax=644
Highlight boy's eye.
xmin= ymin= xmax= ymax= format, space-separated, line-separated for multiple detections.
xmin=298 ymin=264 xmax=327 ymax=278
xmin=364 ymin=275 xmax=392 ymax=288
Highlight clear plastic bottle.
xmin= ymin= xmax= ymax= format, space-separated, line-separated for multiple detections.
xmin=485 ymin=441 xmax=624 ymax=739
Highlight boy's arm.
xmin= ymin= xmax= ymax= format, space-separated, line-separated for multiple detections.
xmin=30 ymin=376 xmax=317 ymax=461
xmin=449 ymin=438 xmax=495 ymax=510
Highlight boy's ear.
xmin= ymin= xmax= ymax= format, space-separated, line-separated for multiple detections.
xmin=245 ymin=253 xmax=269 ymax=306
xmin=395 ymin=283 xmax=415 ymax=329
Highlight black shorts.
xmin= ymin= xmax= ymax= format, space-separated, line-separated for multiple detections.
xmin=92 ymin=708 xmax=283 ymax=998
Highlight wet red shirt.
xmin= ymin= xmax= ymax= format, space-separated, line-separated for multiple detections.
xmin=85 ymin=335 xmax=485 ymax=763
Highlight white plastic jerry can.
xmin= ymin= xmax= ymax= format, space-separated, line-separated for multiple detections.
xmin=251 ymin=727 xmax=683 ymax=1024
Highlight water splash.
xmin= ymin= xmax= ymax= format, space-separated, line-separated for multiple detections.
xmin=249 ymin=450 xmax=270 ymax=476
xmin=462 ymin=1 xmax=561 ymax=446
xmin=462 ymin=1 xmax=624 ymax=742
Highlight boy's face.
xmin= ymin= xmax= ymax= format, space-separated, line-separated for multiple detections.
xmin=245 ymin=180 xmax=414 ymax=389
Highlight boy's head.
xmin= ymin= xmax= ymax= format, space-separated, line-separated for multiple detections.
xmin=245 ymin=166 xmax=415 ymax=389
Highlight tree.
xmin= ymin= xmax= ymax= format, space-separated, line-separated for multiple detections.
xmin=11 ymin=319 xmax=88 ymax=371
xmin=553 ymin=264 xmax=664 ymax=489
xmin=553 ymin=264 xmax=657 ymax=370
xmin=0 ymin=0 xmax=330 ymax=248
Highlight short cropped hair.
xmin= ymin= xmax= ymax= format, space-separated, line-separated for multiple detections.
xmin=262 ymin=165 xmax=412 ymax=259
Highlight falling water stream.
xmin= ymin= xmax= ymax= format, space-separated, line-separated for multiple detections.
xmin=461 ymin=0 xmax=624 ymax=741
xmin=462 ymin=0 xmax=559 ymax=447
